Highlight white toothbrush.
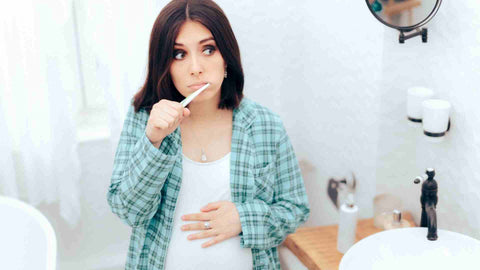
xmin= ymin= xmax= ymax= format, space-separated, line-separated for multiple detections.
xmin=180 ymin=83 xmax=210 ymax=107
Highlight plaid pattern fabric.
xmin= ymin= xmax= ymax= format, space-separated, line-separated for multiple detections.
xmin=107 ymin=97 xmax=310 ymax=269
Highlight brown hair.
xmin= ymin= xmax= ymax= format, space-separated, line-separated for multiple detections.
xmin=133 ymin=0 xmax=244 ymax=113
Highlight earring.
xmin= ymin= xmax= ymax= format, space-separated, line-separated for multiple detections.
xmin=224 ymin=68 xmax=228 ymax=79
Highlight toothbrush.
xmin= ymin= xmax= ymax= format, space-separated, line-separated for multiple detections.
xmin=180 ymin=83 xmax=210 ymax=107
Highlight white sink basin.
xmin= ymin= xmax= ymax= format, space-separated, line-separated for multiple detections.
xmin=340 ymin=227 xmax=480 ymax=270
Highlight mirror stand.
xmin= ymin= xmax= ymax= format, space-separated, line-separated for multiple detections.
xmin=399 ymin=28 xmax=428 ymax=43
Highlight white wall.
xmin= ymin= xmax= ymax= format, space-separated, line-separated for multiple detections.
xmin=376 ymin=0 xmax=480 ymax=238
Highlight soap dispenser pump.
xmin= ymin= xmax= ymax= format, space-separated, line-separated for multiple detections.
xmin=337 ymin=194 xmax=359 ymax=254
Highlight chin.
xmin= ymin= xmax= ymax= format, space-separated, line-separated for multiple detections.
xmin=197 ymin=92 xmax=220 ymax=103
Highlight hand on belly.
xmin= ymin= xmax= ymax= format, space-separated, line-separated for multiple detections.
xmin=180 ymin=200 xmax=242 ymax=248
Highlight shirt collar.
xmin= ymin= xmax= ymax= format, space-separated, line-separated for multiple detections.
xmin=233 ymin=97 xmax=255 ymax=130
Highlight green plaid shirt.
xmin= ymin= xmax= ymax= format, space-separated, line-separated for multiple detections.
xmin=107 ymin=97 xmax=310 ymax=269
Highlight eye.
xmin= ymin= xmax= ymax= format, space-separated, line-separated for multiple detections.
xmin=173 ymin=49 xmax=185 ymax=60
xmin=203 ymin=45 xmax=216 ymax=56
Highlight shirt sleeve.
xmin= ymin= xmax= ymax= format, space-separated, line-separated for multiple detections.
xmin=235 ymin=122 xmax=310 ymax=250
xmin=107 ymin=105 xmax=180 ymax=228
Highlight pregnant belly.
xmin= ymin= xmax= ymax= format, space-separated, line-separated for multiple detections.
xmin=164 ymin=229 xmax=253 ymax=270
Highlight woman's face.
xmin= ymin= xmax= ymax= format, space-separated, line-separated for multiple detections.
xmin=170 ymin=20 xmax=226 ymax=104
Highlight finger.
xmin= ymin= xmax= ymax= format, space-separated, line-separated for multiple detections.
xmin=183 ymin=108 xmax=191 ymax=118
xmin=162 ymin=106 xmax=180 ymax=119
xmin=167 ymin=104 xmax=185 ymax=123
xmin=152 ymin=118 xmax=169 ymax=130
xmin=154 ymin=99 xmax=172 ymax=111
xmin=187 ymin=230 xmax=217 ymax=241
xmin=201 ymin=201 xmax=223 ymax=212
xmin=163 ymin=107 xmax=181 ymax=125
xmin=181 ymin=221 xmax=213 ymax=231
xmin=202 ymin=234 xmax=228 ymax=248
xmin=158 ymin=114 xmax=175 ymax=128
xmin=169 ymin=101 xmax=184 ymax=115
xmin=182 ymin=212 xmax=211 ymax=221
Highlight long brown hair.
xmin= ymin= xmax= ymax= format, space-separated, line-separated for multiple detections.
xmin=133 ymin=0 xmax=244 ymax=113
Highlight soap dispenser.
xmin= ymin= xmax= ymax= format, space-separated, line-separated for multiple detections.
xmin=337 ymin=194 xmax=359 ymax=254
xmin=383 ymin=209 xmax=411 ymax=230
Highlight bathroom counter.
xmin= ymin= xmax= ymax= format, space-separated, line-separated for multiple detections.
xmin=283 ymin=212 xmax=415 ymax=270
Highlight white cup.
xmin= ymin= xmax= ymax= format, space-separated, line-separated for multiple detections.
xmin=407 ymin=87 xmax=435 ymax=123
xmin=422 ymin=99 xmax=451 ymax=138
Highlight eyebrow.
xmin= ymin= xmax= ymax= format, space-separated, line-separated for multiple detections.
xmin=174 ymin=37 xmax=215 ymax=46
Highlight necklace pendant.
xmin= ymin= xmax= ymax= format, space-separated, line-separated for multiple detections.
xmin=201 ymin=149 xmax=207 ymax=162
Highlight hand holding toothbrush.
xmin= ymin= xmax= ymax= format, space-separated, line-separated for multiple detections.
xmin=145 ymin=83 xmax=210 ymax=148
xmin=146 ymin=100 xmax=191 ymax=148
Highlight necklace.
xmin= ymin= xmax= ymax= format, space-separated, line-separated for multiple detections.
xmin=187 ymin=111 xmax=225 ymax=162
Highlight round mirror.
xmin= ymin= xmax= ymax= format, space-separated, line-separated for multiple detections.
xmin=366 ymin=0 xmax=442 ymax=31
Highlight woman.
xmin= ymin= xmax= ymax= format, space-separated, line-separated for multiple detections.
xmin=107 ymin=0 xmax=310 ymax=269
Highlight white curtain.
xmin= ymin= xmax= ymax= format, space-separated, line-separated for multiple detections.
xmin=0 ymin=0 xmax=82 ymax=227
xmin=0 ymin=0 xmax=162 ymax=226
xmin=74 ymin=0 xmax=161 ymax=149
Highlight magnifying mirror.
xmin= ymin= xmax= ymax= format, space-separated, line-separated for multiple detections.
xmin=366 ymin=0 xmax=442 ymax=43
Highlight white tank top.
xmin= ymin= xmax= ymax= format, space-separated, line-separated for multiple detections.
xmin=164 ymin=152 xmax=253 ymax=270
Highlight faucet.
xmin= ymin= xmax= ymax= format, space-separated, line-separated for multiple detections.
xmin=414 ymin=168 xmax=438 ymax=241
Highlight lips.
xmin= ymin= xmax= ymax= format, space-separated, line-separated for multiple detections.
xmin=188 ymin=82 xmax=208 ymax=91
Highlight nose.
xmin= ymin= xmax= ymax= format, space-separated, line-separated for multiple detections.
xmin=189 ymin=53 xmax=203 ymax=77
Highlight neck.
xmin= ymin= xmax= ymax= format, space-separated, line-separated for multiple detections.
xmin=186 ymin=94 xmax=224 ymax=123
